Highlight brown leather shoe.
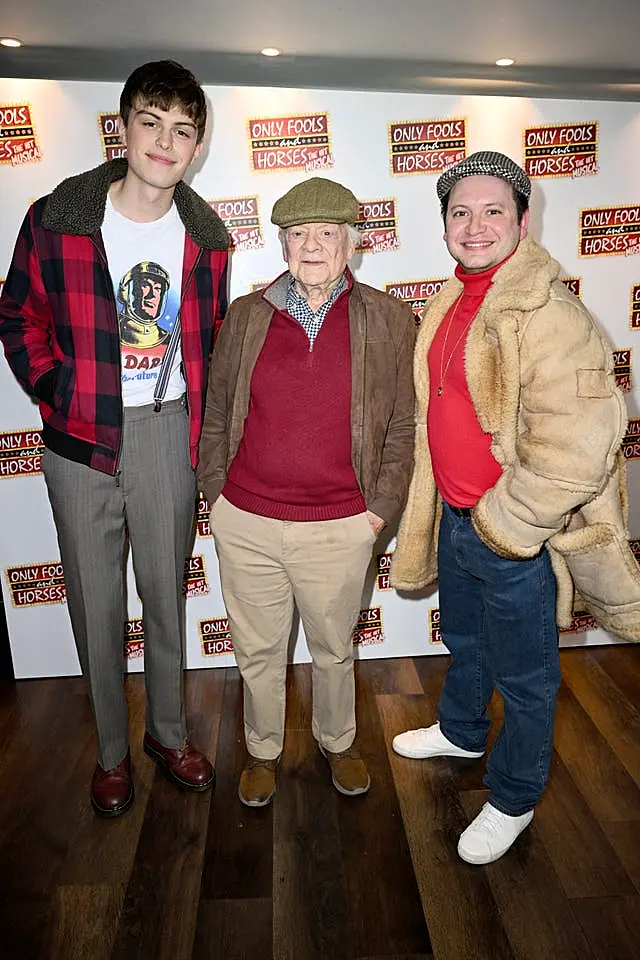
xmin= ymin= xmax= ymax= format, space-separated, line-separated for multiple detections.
xmin=91 ymin=751 xmax=134 ymax=817
xmin=238 ymin=756 xmax=278 ymax=807
xmin=319 ymin=744 xmax=371 ymax=796
xmin=143 ymin=732 xmax=215 ymax=791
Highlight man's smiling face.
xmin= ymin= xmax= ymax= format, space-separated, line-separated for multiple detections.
xmin=444 ymin=175 xmax=529 ymax=272
xmin=117 ymin=100 xmax=202 ymax=193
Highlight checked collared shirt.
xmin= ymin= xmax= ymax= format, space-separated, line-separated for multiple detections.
xmin=285 ymin=272 xmax=347 ymax=347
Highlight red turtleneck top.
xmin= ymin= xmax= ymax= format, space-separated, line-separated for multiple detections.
xmin=426 ymin=258 xmax=510 ymax=507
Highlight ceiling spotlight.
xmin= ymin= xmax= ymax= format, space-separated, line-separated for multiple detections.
xmin=261 ymin=47 xmax=281 ymax=57
xmin=0 ymin=37 xmax=22 ymax=48
xmin=495 ymin=57 xmax=514 ymax=67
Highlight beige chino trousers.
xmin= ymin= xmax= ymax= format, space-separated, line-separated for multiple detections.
xmin=211 ymin=496 xmax=376 ymax=759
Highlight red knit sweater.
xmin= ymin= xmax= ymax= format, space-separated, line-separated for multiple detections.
xmin=427 ymin=259 xmax=508 ymax=508
xmin=223 ymin=290 xmax=366 ymax=521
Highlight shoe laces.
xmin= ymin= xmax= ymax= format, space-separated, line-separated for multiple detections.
xmin=475 ymin=804 xmax=508 ymax=835
xmin=329 ymin=747 xmax=362 ymax=763
xmin=246 ymin=757 xmax=276 ymax=771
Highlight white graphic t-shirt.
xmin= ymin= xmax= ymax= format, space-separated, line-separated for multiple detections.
xmin=102 ymin=196 xmax=186 ymax=407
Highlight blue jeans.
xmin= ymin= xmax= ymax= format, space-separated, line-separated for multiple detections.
xmin=437 ymin=502 xmax=561 ymax=816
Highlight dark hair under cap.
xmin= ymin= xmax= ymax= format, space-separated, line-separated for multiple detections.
xmin=437 ymin=151 xmax=531 ymax=202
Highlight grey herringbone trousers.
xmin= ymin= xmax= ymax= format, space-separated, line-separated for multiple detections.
xmin=42 ymin=397 xmax=196 ymax=769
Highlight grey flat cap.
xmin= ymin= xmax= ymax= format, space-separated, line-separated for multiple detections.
xmin=437 ymin=151 xmax=531 ymax=201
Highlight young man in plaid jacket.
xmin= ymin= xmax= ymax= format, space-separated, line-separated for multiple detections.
xmin=0 ymin=60 xmax=229 ymax=817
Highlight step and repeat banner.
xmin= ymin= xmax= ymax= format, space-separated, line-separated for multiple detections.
xmin=1 ymin=79 xmax=639 ymax=678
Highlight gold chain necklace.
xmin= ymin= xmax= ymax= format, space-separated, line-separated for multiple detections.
xmin=436 ymin=295 xmax=475 ymax=397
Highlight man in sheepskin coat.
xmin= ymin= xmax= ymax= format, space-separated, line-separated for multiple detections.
xmin=391 ymin=151 xmax=640 ymax=865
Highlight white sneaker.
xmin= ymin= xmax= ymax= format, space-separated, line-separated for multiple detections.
xmin=458 ymin=802 xmax=534 ymax=864
xmin=392 ymin=722 xmax=484 ymax=760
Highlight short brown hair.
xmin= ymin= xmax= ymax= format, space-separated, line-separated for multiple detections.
xmin=119 ymin=60 xmax=207 ymax=143
xmin=441 ymin=186 xmax=529 ymax=225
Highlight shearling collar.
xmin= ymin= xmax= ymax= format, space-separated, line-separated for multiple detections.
xmin=41 ymin=158 xmax=229 ymax=251
xmin=439 ymin=237 xmax=561 ymax=316
xmin=483 ymin=236 xmax=561 ymax=314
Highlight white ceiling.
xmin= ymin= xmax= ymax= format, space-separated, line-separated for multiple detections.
xmin=1 ymin=0 xmax=639 ymax=100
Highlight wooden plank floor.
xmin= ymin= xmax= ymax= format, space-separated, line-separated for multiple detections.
xmin=0 ymin=646 xmax=639 ymax=960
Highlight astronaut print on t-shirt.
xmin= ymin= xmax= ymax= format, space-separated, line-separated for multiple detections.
xmin=115 ymin=259 xmax=184 ymax=405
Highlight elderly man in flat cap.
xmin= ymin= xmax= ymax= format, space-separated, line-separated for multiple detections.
xmin=198 ymin=177 xmax=415 ymax=806
xmin=392 ymin=151 xmax=640 ymax=864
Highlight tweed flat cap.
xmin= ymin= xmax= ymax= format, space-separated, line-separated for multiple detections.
xmin=437 ymin=151 xmax=531 ymax=201
xmin=271 ymin=177 xmax=360 ymax=228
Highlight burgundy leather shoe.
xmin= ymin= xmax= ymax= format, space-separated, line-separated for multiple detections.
xmin=91 ymin=751 xmax=134 ymax=818
xmin=143 ymin=732 xmax=215 ymax=791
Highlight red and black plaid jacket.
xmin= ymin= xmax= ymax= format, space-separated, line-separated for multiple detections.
xmin=0 ymin=159 xmax=229 ymax=474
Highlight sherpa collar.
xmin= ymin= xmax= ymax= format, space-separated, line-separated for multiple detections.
xmin=436 ymin=237 xmax=562 ymax=317
xmin=481 ymin=236 xmax=561 ymax=314
xmin=41 ymin=158 xmax=229 ymax=251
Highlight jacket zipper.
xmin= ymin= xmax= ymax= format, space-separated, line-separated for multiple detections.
xmin=358 ymin=300 xmax=367 ymax=493
xmin=90 ymin=234 xmax=124 ymax=483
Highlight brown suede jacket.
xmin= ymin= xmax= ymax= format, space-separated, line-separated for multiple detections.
xmin=197 ymin=273 xmax=416 ymax=525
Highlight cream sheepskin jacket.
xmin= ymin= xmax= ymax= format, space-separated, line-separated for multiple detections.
xmin=391 ymin=237 xmax=640 ymax=641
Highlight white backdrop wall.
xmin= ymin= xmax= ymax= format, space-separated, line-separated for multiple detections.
xmin=1 ymin=79 xmax=639 ymax=678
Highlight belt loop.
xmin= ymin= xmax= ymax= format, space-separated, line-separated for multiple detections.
xmin=446 ymin=502 xmax=472 ymax=519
